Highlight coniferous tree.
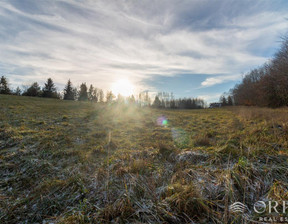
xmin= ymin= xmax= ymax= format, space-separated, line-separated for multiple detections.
xmin=88 ymin=84 xmax=94 ymax=101
xmin=0 ymin=76 xmax=11 ymax=94
xmin=63 ymin=79 xmax=75 ymax=100
xmin=23 ymin=82 xmax=41 ymax=96
xmin=42 ymin=78 xmax=58 ymax=98
xmin=78 ymin=83 xmax=88 ymax=101
xmin=220 ymin=96 xmax=227 ymax=106
xmin=152 ymin=96 xmax=161 ymax=108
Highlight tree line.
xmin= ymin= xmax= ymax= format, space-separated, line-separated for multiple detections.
xmin=227 ymin=35 xmax=288 ymax=107
xmin=152 ymin=92 xmax=204 ymax=109
xmin=0 ymin=77 xmax=105 ymax=101
xmin=0 ymin=77 xmax=205 ymax=109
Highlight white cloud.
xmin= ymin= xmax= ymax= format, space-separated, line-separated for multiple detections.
xmin=201 ymin=78 xmax=225 ymax=87
xmin=0 ymin=0 xmax=287 ymax=92
xmin=201 ymin=74 xmax=241 ymax=87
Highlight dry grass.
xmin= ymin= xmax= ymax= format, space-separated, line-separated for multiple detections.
xmin=0 ymin=95 xmax=288 ymax=223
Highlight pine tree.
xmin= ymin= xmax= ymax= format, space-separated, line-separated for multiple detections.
xmin=0 ymin=76 xmax=11 ymax=94
xmin=152 ymin=96 xmax=161 ymax=108
xmin=23 ymin=82 xmax=41 ymax=96
xmin=220 ymin=96 xmax=227 ymax=106
xmin=63 ymin=79 xmax=75 ymax=100
xmin=78 ymin=83 xmax=88 ymax=101
xmin=42 ymin=78 xmax=57 ymax=98
xmin=88 ymin=84 xmax=94 ymax=101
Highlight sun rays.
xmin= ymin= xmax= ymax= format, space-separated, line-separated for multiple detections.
xmin=111 ymin=79 xmax=135 ymax=97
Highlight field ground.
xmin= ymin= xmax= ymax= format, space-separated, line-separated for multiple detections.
xmin=0 ymin=95 xmax=288 ymax=223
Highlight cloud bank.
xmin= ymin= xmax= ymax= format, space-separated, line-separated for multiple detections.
xmin=0 ymin=0 xmax=287 ymax=91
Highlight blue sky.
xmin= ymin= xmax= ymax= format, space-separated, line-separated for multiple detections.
xmin=0 ymin=0 xmax=288 ymax=102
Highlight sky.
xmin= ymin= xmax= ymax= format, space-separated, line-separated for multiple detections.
xmin=0 ymin=0 xmax=288 ymax=103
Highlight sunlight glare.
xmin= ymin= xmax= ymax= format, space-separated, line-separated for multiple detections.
xmin=111 ymin=79 xmax=135 ymax=97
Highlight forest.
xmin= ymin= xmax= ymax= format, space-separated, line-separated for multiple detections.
xmin=227 ymin=35 xmax=288 ymax=107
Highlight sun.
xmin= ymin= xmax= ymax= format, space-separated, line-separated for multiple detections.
xmin=111 ymin=79 xmax=135 ymax=97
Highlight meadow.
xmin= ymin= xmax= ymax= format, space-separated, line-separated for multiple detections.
xmin=0 ymin=95 xmax=288 ymax=223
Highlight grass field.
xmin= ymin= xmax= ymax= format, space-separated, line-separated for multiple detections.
xmin=1 ymin=95 xmax=288 ymax=223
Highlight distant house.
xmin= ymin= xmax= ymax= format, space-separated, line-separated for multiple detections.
xmin=209 ymin=102 xmax=222 ymax=108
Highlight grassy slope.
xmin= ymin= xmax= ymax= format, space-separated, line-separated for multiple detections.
xmin=0 ymin=95 xmax=288 ymax=223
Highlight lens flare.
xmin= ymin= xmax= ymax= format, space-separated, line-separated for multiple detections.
xmin=157 ymin=116 xmax=168 ymax=126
